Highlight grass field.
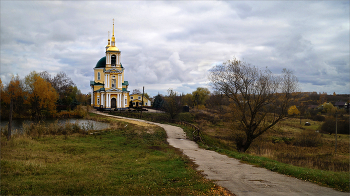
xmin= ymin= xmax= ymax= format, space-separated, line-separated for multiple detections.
xmin=0 ymin=114 xmax=230 ymax=195
xmin=109 ymin=110 xmax=350 ymax=192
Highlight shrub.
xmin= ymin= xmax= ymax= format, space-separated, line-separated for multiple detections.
xmin=271 ymin=136 xmax=294 ymax=144
xmin=320 ymin=117 xmax=349 ymax=134
xmin=312 ymin=115 xmax=326 ymax=122
xmin=293 ymin=130 xmax=323 ymax=147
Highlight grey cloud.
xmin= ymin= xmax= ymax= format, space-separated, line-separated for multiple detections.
xmin=1 ymin=1 xmax=349 ymax=95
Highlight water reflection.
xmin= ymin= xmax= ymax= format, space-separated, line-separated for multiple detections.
xmin=1 ymin=119 xmax=110 ymax=132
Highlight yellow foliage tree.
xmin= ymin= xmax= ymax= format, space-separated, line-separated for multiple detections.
xmin=2 ymin=76 xmax=27 ymax=140
xmin=0 ymin=78 xmax=3 ymax=92
xmin=288 ymin=105 xmax=300 ymax=116
xmin=25 ymin=72 xmax=58 ymax=119
xmin=321 ymin=102 xmax=335 ymax=114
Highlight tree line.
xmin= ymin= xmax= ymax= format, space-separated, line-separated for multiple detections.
xmin=1 ymin=71 xmax=88 ymax=121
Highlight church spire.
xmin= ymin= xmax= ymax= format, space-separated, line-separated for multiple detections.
xmin=111 ymin=19 xmax=115 ymax=47
xmin=106 ymin=31 xmax=111 ymax=51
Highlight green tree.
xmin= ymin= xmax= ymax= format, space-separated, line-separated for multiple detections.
xmin=153 ymin=94 xmax=164 ymax=109
xmin=209 ymin=58 xmax=298 ymax=152
xmin=192 ymin=87 xmax=210 ymax=107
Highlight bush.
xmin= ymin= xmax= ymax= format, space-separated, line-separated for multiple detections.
xmin=320 ymin=117 xmax=349 ymax=134
xmin=312 ymin=115 xmax=326 ymax=122
xmin=293 ymin=130 xmax=323 ymax=147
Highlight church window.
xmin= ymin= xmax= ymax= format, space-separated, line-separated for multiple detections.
xmin=133 ymin=102 xmax=135 ymax=105
xmin=98 ymin=72 xmax=101 ymax=80
xmin=97 ymin=98 xmax=100 ymax=105
xmin=111 ymin=55 xmax=116 ymax=66
xmin=145 ymin=102 xmax=147 ymax=106
xmin=131 ymin=96 xmax=133 ymax=100
xmin=138 ymin=96 xmax=141 ymax=100
xmin=112 ymin=79 xmax=116 ymax=88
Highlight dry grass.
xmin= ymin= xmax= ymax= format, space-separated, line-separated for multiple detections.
xmin=191 ymin=111 xmax=350 ymax=172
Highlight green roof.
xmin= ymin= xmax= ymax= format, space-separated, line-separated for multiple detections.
xmin=122 ymin=81 xmax=129 ymax=86
xmin=95 ymin=56 xmax=106 ymax=68
xmin=90 ymin=81 xmax=104 ymax=86
xmin=95 ymin=88 xmax=105 ymax=92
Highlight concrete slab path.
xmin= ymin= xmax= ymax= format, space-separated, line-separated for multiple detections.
xmin=94 ymin=111 xmax=349 ymax=196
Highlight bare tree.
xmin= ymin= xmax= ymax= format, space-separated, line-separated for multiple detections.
xmin=52 ymin=72 xmax=75 ymax=99
xmin=163 ymin=89 xmax=182 ymax=122
xmin=206 ymin=91 xmax=229 ymax=114
xmin=132 ymin=89 xmax=141 ymax=94
xmin=209 ymin=58 xmax=298 ymax=152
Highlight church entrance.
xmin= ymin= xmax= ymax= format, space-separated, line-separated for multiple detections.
xmin=111 ymin=98 xmax=116 ymax=108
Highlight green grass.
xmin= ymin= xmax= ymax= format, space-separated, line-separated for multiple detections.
xmin=1 ymin=118 xmax=226 ymax=195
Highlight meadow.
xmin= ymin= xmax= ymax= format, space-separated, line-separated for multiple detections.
xmin=109 ymin=109 xmax=350 ymax=192
xmin=0 ymin=113 xmax=231 ymax=195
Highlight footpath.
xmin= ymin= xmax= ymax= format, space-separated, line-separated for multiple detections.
xmin=94 ymin=111 xmax=349 ymax=196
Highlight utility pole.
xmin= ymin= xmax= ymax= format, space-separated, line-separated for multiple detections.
xmin=334 ymin=111 xmax=338 ymax=154
xmin=140 ymin=86 xmax=144 ymax=118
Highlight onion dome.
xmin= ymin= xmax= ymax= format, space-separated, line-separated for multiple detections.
xmin=95 ymin=56 xmax=106 ymax=68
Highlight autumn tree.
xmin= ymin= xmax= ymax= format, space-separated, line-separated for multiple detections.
xmin=192 ymin=87 xmax=210 ymax=107
xmin=25 ymin=72 xmax=58 ymax=119
xmin=206 ymin=91 xmax=229 ymax=113
xmin=320 ymin=102 xmax=334 ymax=114
xmin=182 ymin=93 xmax=194 ymax=108
xmin=209 ymin=58 xmax=298 ymax=152
xmin=288 ymin=105 xmax=300 ymax=116
xmin=2 ymin=76 xmax=28 ymax=140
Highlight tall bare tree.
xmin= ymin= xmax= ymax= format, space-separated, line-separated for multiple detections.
xmin=163 ymin=89 xmax=182 ymax=122
xmin=209 ymin=58 xmax=298 ymax=152
xmin=52 ymin=72 xmax=75 ymax=100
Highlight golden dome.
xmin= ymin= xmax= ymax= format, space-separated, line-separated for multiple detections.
xmin=107 ymin=46 xmax=119 ymax=51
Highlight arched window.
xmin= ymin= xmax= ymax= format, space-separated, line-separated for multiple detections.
xmin=98 ymin=72 xmax=101 ymax=80
xmin=111 ymin=55 xmax=116 ymax=66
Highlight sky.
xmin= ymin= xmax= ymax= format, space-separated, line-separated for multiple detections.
xmin=1 ymin=1 xmax=349 ymax=96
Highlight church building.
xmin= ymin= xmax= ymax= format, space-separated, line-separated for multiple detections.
xmin=90 ymin=20 xmax=130 ymax=110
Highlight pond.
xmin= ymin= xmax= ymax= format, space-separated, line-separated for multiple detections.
xmin=1 ymin=118 xmax=110 ymax=133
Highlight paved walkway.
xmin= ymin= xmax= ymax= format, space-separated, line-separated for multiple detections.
xmin=94 ymin=111 xmax=349 ymax=196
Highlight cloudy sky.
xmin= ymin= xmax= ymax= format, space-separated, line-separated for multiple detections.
xmin=1 ymin=1 xmax=349 ymax=96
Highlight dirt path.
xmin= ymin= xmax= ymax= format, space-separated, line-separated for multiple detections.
xmin=94 ymin=111 xmax=348 ymax=196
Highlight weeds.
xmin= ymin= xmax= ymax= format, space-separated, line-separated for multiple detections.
xmin=293 ymin=130 xmax=323 ymax=147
